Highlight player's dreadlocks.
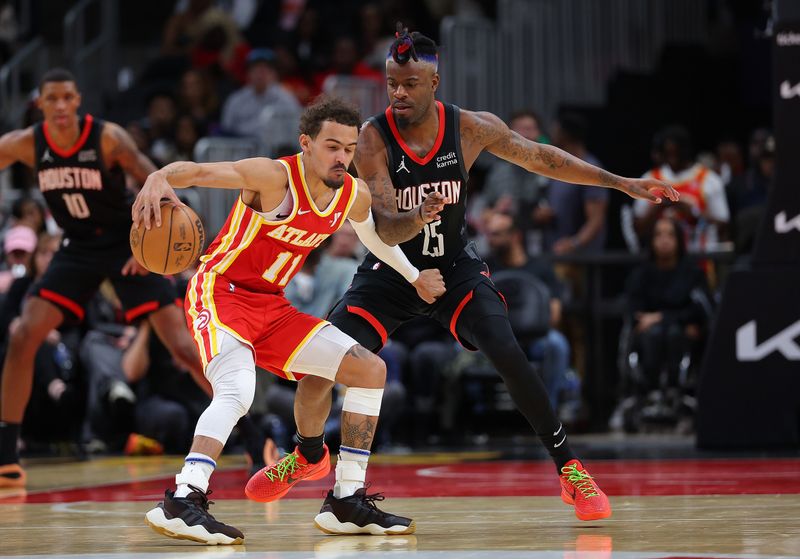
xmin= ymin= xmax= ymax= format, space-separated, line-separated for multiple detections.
xmin=389 ymin=23 xmax=438 ymax=67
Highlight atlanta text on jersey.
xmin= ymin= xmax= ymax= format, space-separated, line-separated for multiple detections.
xmin=266 ymin=224 xmax=331 ymax=248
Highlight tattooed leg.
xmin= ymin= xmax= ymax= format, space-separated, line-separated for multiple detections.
xmin=336 ymin=344 xmax=386 ymax=451
xmin=341 ymin=411 xmax=379 ymax=451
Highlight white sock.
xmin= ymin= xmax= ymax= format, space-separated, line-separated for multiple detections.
xmin=333 ymin=445 xmax=370 ymax=499
xmin=175 ymin=453 xmax=216 ymax=498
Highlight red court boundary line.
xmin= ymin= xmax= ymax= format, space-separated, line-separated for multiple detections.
xmin=6 ymin=457 xmax=799 ymax=504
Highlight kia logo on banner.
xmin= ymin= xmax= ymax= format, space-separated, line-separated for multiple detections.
xmin=736 ymin=319 xmax=800 ymax=361
xmin=775 ymin=211 xmax=800 ymax=233
xmin=776 ymin=31 xmax=800 ymax=46
xmin=780 ymin=80 xmax=800 ymax=99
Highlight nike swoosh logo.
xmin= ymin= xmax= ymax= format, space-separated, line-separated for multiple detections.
xmin=553 ymin=424 xmax=562 ymax=437
xmin=275 ymin=213 xmax=290 ymax=219
xmin=554 ymin=433 xmax=567 ymax=448
xmin=297 ymin=209 xmax=311 ymax=215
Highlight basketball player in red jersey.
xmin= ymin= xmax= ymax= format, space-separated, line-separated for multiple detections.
xmin=277 ymin=27 xmax=681 ymax=524
xmin=132 ymin=97 xmax=445 ymax=544
xmin=0 ymin=69 xmax=210 ymax=490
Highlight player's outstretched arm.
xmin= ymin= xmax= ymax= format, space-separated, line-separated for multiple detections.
xmin=463 ymin=111 xmax=680 ymax=204
xmin=353 ymin=122 xmax=448 ymax=246
xmin=0 ymin=128 xmax=35 ymax=170
xmin=102 ymin=122 xmax=158 ymax=186
xmin=132 ymin=157 xmax=285 ymax=229
xmin=348 ymin=179 xmax=445 ymax=303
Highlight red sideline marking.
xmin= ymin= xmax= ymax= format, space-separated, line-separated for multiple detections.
xmin=7 ymin=458 xmax=800 ymax=504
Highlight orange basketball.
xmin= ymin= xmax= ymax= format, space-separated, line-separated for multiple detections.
xmin=130 ymin=202 xmax=205 ymax=275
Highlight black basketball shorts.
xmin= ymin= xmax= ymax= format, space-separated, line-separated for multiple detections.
xmin=31 ymin=236 xmax=179 ymax=323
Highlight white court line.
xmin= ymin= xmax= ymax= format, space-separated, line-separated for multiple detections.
xmin=40 ymin=497 xmax=800 ymax=518
xmin=415 ymin=466 xmax=800 ymax=480
xmin=0 ymin=550 xmax=796 ymax=559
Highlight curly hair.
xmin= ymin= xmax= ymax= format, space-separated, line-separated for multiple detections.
xmin=299 ymin=96 xmax=362 ymax=138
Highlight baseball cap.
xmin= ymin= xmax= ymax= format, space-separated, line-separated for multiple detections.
xmin=246 ymin=48 xmax=276 ymax=67
xmin=4 ymin=225 xmax=37 ymax=254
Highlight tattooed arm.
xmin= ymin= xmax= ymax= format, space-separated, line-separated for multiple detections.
xmin=461 ymin=110 xmax=679 ymax=204
xmin=353 ymin=121 xmax=447 ymax=245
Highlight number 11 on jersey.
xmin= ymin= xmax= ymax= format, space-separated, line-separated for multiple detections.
xmin=263 ymin=251 xmax=302 ymax=286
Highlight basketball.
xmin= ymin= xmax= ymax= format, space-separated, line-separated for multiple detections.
xmin=129 ymin=202 xmax=205 ymax=275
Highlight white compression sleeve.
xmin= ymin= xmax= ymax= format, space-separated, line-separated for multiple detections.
xmin=349 ymin=210 xmax=420 ymax=283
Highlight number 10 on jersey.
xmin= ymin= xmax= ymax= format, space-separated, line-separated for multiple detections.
xmin=62 ymin=193 xmax=91 ymax=218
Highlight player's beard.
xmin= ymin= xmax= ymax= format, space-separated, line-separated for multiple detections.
xmin=323 ymin=166 xmax=347 ymax=189
xmin=322 ymin=177 xmax=345 ymax=189
xmin=396 ymin=98 xmax=430 ymax=129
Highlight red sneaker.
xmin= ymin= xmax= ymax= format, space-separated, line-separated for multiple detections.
xmin=559 ymin=459 xmax=612 ymax=521
xmin=0 ymin=463 xmax=26 ymax=489
xmin=245 ymin=445 xmax=330 ymax=502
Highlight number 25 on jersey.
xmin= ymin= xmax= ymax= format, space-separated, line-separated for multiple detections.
xmin=423 ymin=221 xmax=444 ymax=257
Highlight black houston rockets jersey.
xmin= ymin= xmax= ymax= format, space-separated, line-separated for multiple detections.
xmin=364 ymin=101 xmax=469 ymax=272
xmin=34 ymin=114 xmax=131 ymax=239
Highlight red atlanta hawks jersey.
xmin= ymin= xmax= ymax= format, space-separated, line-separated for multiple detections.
xmin=196 ymin=153 xmax=358 ymax=294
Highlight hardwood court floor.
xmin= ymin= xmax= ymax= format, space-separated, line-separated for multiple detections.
xmin=1 ymin=453 xmax=799 ymax=558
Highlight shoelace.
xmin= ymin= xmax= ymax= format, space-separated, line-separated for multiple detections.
xmin=357 ymin=484 xmax=386 ymax=511
xmin=184 ymin=485 xmax=214 ymax=512
xmin=560 ymin=464 xmax=599 ymax=498
xmin=264 ymin=452 xmax=304 ymax=482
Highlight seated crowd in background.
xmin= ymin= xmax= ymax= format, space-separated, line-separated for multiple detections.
xmin=0 ymin=1 xmax=775 ymax=454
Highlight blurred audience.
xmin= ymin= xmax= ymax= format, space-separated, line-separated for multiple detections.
xmin=625 ymin=218 xmax=713 ymax=396
xmin=726 ymin=133 xmax=774 ymax=255
xmin=534 ymin=112 xmax=608 ymax=256
xmin=177 ymin=68 xmax=220 ymax=131
xmin=0 ymin=232 xmax=83 ymax=447
xmin=634 ymin=126 xmax=730 ymax=251
xmin=0 ymin=225 xmax=37 ymax=294
xmin=481 ymin=110 xmax=550 ymax=250
xmin=221 ymin=48 xmax=301 ymax=138
xmin=483 ymin=212 xmax=571 ymax=410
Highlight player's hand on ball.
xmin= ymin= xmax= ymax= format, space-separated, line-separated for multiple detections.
xmin=413 ymin=268 xmax=445 ymax=303
xmin=621 ymin=178 xmax=680 ymax=204
xmin=133 ymin=171 xmax=184 ymax=230
xmin=417 ymin=192 xmax=450 ymax=224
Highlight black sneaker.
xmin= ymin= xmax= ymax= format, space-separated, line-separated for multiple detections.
xmin=314 ymin=487 xmax=416 ymax=535
xmin=145 ymin=486 xmax=244 ymax=545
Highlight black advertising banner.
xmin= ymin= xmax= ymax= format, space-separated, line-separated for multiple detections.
xmin=752 ymin=22 xmax=800 ymax=266
xmin=697 ymin=270 xmax=800 ymax=447
xmin=697 ymin=20 xmax=800 ymax=448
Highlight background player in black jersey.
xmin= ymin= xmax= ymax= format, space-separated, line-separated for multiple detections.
xmin=0 ymin=69 xmax=210 ymax=489
xmin=282 ymin=27 xmax=680 ymax=523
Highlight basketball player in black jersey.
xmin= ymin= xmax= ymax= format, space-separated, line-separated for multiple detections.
xmin=0 ymin=69 xmax=213 ymax=489
xmin=275 ymin=27 xmax=680 ymax=526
